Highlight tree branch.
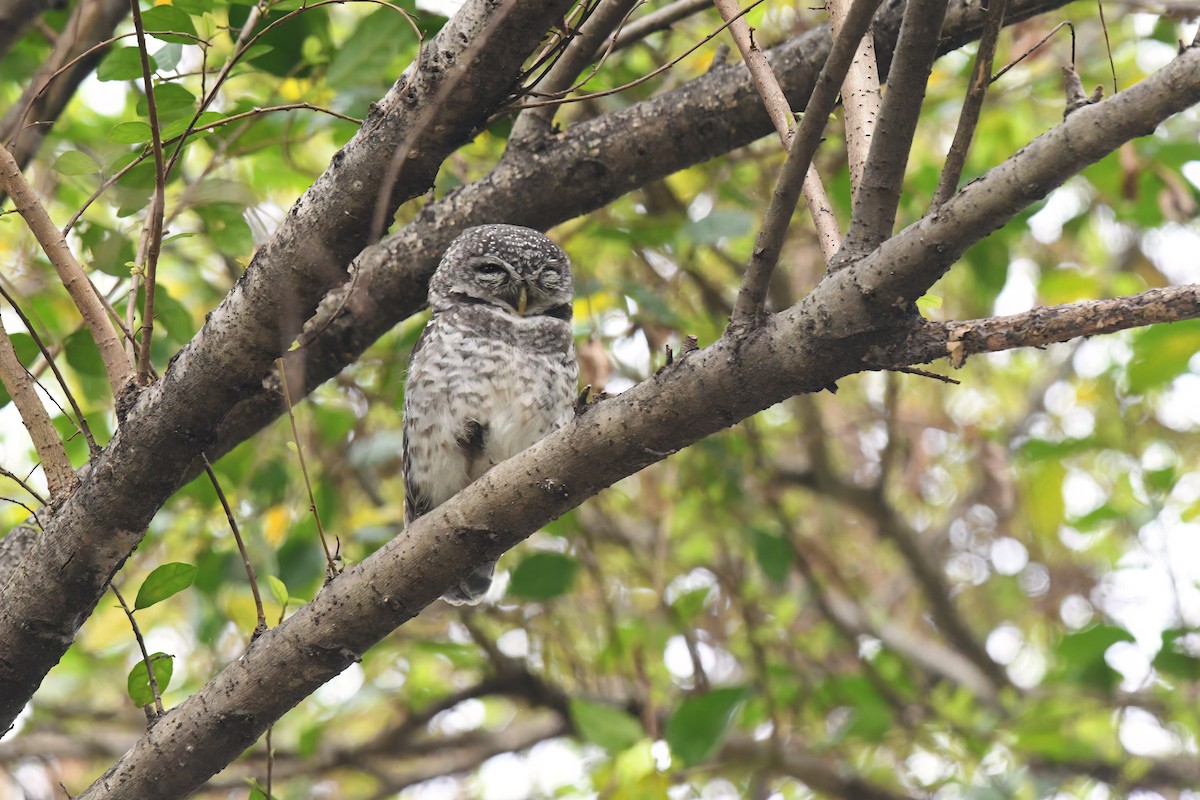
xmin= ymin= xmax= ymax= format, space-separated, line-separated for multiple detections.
xmin=0 ymin=142 xmax=133 ymax=398
xmin=712 ymin=0 xmax=842 ymax=261
xmin=194 ymin=0 xmax=1069 ymax=478
xmin=799 ymin=42 xmax=1200 ymax=339
xmin=0 ymin=0 xmax=579 ymax=733
xmin=0 ymin=0 xmax=129 ymax=186
xmin=829 ymin=0 xmax=882 ymax=197
xmin=0 ymin=0 xmax=54 ymax=62
xmin=871 ymin=284 xmax=1200 ymax=369
xmin=932 ymin=0 xmax=1010 ymax=206
xmin=70 ymin=239 xmax=1200 ymax=800
xmin=728 ymin=0 xmax=884 ymax=329
xmin=834 ymin=0 xmax=950 ymax=264
xmin=0 ymin=315 xmax=75 ymax=497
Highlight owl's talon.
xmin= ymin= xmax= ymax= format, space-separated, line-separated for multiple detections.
xmin=574 ymin=385 xmax=592 ymax=416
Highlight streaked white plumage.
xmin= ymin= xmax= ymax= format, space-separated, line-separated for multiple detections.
xmin=402 ymin=225 xmax=577 ymax=605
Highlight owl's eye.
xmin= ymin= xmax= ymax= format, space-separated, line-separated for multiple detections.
xmin=539 ymin=267 xmax=561 ymax=286
xmin=474 ymin=260 xmax=507 ymax=277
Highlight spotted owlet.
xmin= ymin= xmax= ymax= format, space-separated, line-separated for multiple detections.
xmin=402 ymin=225 xmax=578 ymax=605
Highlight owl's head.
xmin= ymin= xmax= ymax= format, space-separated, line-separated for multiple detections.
xmin=428 ymin=225 xmax=573 ymax=321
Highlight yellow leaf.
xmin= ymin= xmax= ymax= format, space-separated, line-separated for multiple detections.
xmin=264 ymin=505 xmax=290 ymax=545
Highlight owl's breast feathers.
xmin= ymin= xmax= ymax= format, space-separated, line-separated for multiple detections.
xmin=403 ymin=304 xmax=577 ymax=517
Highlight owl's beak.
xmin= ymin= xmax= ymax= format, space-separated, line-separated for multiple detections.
xmin=516 ymin=285 xmax=528 ymax=316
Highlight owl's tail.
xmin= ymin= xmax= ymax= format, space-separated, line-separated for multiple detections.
xmin=441 ymin=561 xmax=496 ymax=606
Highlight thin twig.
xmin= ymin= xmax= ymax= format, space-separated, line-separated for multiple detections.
xmin=895 ymin=366 xmax=960 ymax=384
xmin=276 ymin=358 xmax=339 ymax=579
xmin=510 ymin=0 xmax=768 ymax=112
xmin=0 ymin=464 xmax=48 ymax=506
xmin=712 ymin=0 xmax=841 ymax=261
xmin=991 ymin=21 xmax=1073 ymax=84
xmin=1096 ymin=0 xmax=1117 ymax=94
xmin=727 ymin=0 xmax=885 ymax=329
xmin=110 ymin=583 xmax=165 ymax=718
xmin=932 ymin=0 xmax=1010 ymax=207
xmin=0 ymin=284 xmax=98 ymax=456
xmin=0 ymin=315 xmax=76 ymax=498
xmin=202 ymin=454 xmax=267 ymax=637
xmin=510 ymin=0 xmax=642 ymax=141
xmin=63 ymin=103 xmax=360 ymax=235
xmin=0 ymin=143 xmax=133 ymax=397
xmin=609 ymin=0 xmax=712 ymax=50
xmin=129 ymin=0 xmax=166 ymax=387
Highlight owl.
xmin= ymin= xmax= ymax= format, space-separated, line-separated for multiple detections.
xmin=402 ymin=224 xmax=578 ymax=605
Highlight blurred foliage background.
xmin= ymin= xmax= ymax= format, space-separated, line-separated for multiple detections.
xmin=1 ymin=0 xmax=1200 ymax=797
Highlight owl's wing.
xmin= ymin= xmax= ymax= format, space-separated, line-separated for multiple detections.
xmin=401 ymin=431 xmax=433 ymax=526
xmin=402 ymin=325 xmax=436 ymax=526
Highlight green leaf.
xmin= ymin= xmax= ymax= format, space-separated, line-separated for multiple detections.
xmin=752 ymin=529 xmax=792 ymax=583
xmin=507 ymin=552 xmax=579 ymax=600
xmin=268 ymin=575 xmax=289 ymax=608
xmin=109 ymin=121 xmax=153 ymax=144
xmin=97 ymin=47 xmax=154 ymax=81
xmin=139 ymin=82 xmax=197 ymax=123
xmin=139 ymin=5 xmax=198 ymax=44
xmin=671 ymin=586 xmax=712 ymax=620
xmin=683 ymin=210 xmax=754 ymax=245
xmin=79 ymin=222 xmax=135 ymax=275
xmin=327 ymin=7 xmax=415 ymax=91
xmin=570 ymin=698 xmax=644 ymax=752
xmin=1153 ymin=629 xmax=1200 ymax=681
xmin=916 ymin=293 xmax=943 ymax=313
xmin=63 ymin=330 xmax=106 ymax=376
xmin=126 ymin=652 xmax=174 ymax=707
xmin=0 ymin=333 xmax=40 ymax=408
xmin=196 ymin=203 xmax=253 ymax=256
xmin=665 ymin=686 xmax=747 ymax=766
xmin=134 ymin=562 xmax=198 ymax=609
xmin=53 ymin=150 xmax=100 ymax=176
xmin=151 ymin=283 xmax=195 ymax=343
xmin=154 ymin=42 xmax=184 ymax=71
xmin=1018 ymin=437 xmax=1097 ymax=461
xmin=1051 ymin=624 xmax=1134 ymax=692
xmin=1127 ymin=319 xmax=1200 ymax=393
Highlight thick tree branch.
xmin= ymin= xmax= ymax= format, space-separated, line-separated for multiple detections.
xmin=728 ymin=0 xmax=883 ymax=328
xmin=0 ymin=0 xmax=577 ymax=732
xmin=829 ymin=0 xmax=882 ymax=196
xmin=870 ymin=284 xmax=1200 ymax=369
xmin=835 ymin=0 xmax=950 ymax=264
xmin=799 ymin=43 xmax=1200 ymax=339
xmin=72 ymin=247 xmax=1200 ymax=800
xmin=198 ymin=0 xmax=1077 ymax=476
